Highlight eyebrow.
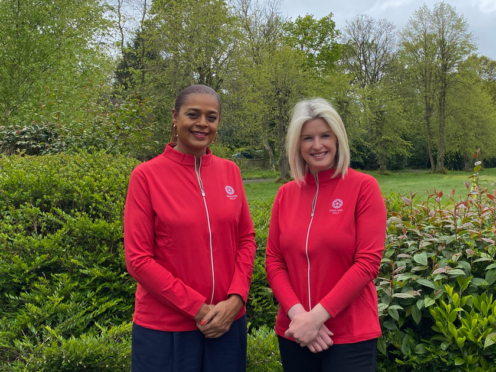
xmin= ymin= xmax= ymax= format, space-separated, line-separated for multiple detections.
xmin=185 ymin=108 xmax=219 ymax=115
xmin=301 ymin=130 xmax=332 ymax=136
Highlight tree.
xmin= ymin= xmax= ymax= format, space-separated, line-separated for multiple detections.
xmin=342 ymin=14 xmax=409 ymax=174
xmin=135 ymin=0 xmax=241 ymax=147
xmin=0 ymin=0 xmax=112 ymax=126
xmin=401 ymin=4 xmax=438 ymax=171
xmin=402 ymin=3 xmax=475 ymax=172
xmin=283 ymin=13 xmax=341 ymax=72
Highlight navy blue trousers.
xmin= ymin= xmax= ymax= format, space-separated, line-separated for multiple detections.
xmin=278 ymin=336 xmax=377 ymax=372
xmin=132 ymin=315 xmax=247 ymax=372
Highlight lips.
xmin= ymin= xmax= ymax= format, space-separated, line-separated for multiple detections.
xmin=311 ymin=152 xmax=328 ymax=158
xmin=191 ymin=131 xmax=208 ymax=139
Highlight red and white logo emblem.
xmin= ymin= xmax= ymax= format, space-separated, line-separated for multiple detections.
xmin=225 ymin=186 xmax=235 ymax=195
xmin=332 ymin=199 xmax=343 ymax=209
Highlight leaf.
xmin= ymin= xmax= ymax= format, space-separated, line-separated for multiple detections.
xmin=484 ymin=333 xmax=496 ymax=349
xmin=433 ymin=267 xmax=447 ymax=275
xmin=383 ymin=320 xmax=397 ymax=330
xmin=411 ymin=304 xmax=422 ymax=324
xmin=424 ymin=298 xmax=435 ymax=308
xmin=411 ymin=266 xmax=429 ymax=272
xmin=486 ymin=263 xmax=496 ymax=270
xmin=473 ymin=258 xmax=493 ymax=263
xmin=377 ymin=336 xmax=387 ymax=356
xmin=471 ymin=278 xmax=488 ymax=286
xmin=417 ymin=279 xmax=435 ymax=289
xmin=396 ymin=254 xmax=412 ymax=258
xmin=378 ymin=303 xmax=388 ymax=312
xmin=486 ymin=269 xmax=496 ymax=285
xmin=416 ymin=299 xmax=424 ymax=309
xmin=448 ymin=269 xmax=466 ymax=276
xmin=414 ymin=252 xmax=428 ymax=266
xmin=393 ymin=293 xmax=415 ymax=299
xmin=455 ymin=357 xmax=465 ymax=366
xmin=456 ymin=261 xmax=471 ymax=273
xmin=388 ymin=308 xmax=400 ymax=321
xmin=414 ymin=343 xmax=427 ymax=354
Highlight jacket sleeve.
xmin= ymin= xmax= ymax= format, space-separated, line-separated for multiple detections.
xmin=266 ymin=188 xmax=302 ymax=315
xmin=319 ymin=177 xmax=386 ymax=318
xmin=124 ymin=167 xmax=206 ymax=319
xmin=227 ymin=168 xmax=257 ymax=303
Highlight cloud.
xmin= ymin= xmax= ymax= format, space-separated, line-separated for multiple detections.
xmin=376 ymin=0 xmax=414 ymax=11
xmin=471 ymin=0 xmax=496 ymax=13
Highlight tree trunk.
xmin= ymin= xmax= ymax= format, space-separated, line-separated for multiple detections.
xmin=261 ymin=116 xmax=276 ymax=171
xmin=436 ymin=87 xmax=446 ymax=173
xmin=425 ymin=115 xmax=436 ymax=172
xmin=378 ymin=153 xmax=388 ymax=174
xmin=277 ymin=96 xmax=290 ymax=180
xmin=463 ymin=153 xmax=472 ymax=171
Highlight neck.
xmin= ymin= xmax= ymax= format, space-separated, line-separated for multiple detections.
xmin=174 ymin=141 xmax=207 ymax=159
xmin=308 ymin=164 xmax=334 ymax=176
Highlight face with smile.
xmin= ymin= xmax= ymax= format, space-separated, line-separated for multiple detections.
xmin=172 ymin=93 xmax=220 ymax=157
xmin=300 ymin=118 xmax=337 ymax=175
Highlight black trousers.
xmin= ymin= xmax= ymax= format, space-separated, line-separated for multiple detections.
xmin=132 ymin=315 xmax=247 ymax=372
xmin=278 ymin=336 xmax=377 ymax=372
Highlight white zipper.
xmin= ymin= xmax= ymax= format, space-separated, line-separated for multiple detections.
xmin=304 ymin=174 xmax=319 ymax=310
xmin=195 ymin=157 xmax=215 ymax=305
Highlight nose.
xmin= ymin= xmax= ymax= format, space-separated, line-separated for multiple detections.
xmin=196 ymin=115 xmax=208 ymax=128
xmin=312 ymin=137 xmax=322 ymax=150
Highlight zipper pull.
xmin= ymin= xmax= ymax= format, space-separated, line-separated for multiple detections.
xmin=311 ymin=211 xmax=314 ymax=217
xmin=202 ymin=190 xmax=205 ymax=197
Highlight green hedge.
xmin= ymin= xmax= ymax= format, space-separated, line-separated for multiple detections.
xmin=1 ymin=152 xmax=496 ymax=371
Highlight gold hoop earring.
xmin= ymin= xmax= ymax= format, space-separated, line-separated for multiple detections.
xmin=173 ymin=124 xmax=178 ymax=138
xmin=211 ymin=133 xmax=218 ymax=144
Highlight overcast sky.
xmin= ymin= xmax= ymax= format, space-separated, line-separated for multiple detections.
xmin=280 ymin=0 xmax=496 ymax=60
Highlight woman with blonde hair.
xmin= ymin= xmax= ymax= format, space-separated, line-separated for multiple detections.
xmin=266 ymin=98 xmax=386 ymax=371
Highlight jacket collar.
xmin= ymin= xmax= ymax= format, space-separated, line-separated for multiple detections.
xmin=163 ymin=143 xmax=213 ymax=167
xmin=304 ymin=167 xmax=339 ymax=185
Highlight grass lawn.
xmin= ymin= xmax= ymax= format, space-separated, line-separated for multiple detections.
xmin=244 ymin=168 xmax=496 ymax=203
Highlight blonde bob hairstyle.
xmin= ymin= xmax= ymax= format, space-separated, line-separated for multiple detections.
xmin=287 ymin=98 xmax=350 ymax=183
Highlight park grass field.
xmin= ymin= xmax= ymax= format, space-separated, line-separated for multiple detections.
xmin=243 ymin=168 xmax=496 ymax=203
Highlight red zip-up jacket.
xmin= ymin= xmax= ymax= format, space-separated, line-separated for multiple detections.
xmin=266 ymin=168 xmax=386 ymax=344
xmin=124 ymin=144 xmax=256 ymax=332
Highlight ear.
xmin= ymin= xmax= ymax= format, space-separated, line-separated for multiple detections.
xmin=171 ymin=108 xmax=177 ymax=122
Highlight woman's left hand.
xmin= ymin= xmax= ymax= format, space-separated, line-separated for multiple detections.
xmin=285 ymin=304 xmax=331 ymax=347
xmin=197 ymin=294 xmax=244 ymax=338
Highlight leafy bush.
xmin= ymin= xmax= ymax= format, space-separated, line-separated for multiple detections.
xmin=0 ymin=152 xmax=139 ymax=369
xmin=247 ymin=326 xmax=282 ymax=372
xmin=0 ymin=97 xmax=154 ymax=158
xmin=2 ymin=152 xmax=495 ymax=371
xmin=376 ymin=161 xmax=496 ymax=371
xmin=247 ymin=200 xmax=279 ymax=330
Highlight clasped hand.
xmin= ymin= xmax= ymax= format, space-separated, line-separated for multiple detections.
xmin=285 ymin=304 xmax=334 ymax=353
xmin=195 ymin=294 xmax=244 ymax=338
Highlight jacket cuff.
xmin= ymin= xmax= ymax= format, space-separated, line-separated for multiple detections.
xmin=227 ymin=287 xmax=248 ymax=304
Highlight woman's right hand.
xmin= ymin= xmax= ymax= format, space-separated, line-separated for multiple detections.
xmin=307 ymin=324 xmax=334 ymax=353
xmin=194 ymin=303 xmax=211 ymax=324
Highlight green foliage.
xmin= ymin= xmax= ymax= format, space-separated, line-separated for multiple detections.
xmin=247 ymin=326 xmax=282 ymax=372
xmin=3 ymin=152 xmax=496 ymax=370
xmin=0 ymin=96 xmax=155 ymax=157
xmin=376 ymin=161 xmax=496 ymax=370
xmin=0 ymin=0 xmax=112 ymax=129
xmin=0 ymin=152 xmax=139 ymax=369
xmin=247 ymin=200 xmax=278 ymax=330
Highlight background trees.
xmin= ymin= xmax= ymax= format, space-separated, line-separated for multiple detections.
xmin=1 ymin=0 xmax=495 ymax=171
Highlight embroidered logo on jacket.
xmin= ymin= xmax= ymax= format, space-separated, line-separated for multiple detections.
xmin=330 ymin=199 xmax=343 ymax=214
xmin=225 ymin=186 xmax=238 ymax=200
